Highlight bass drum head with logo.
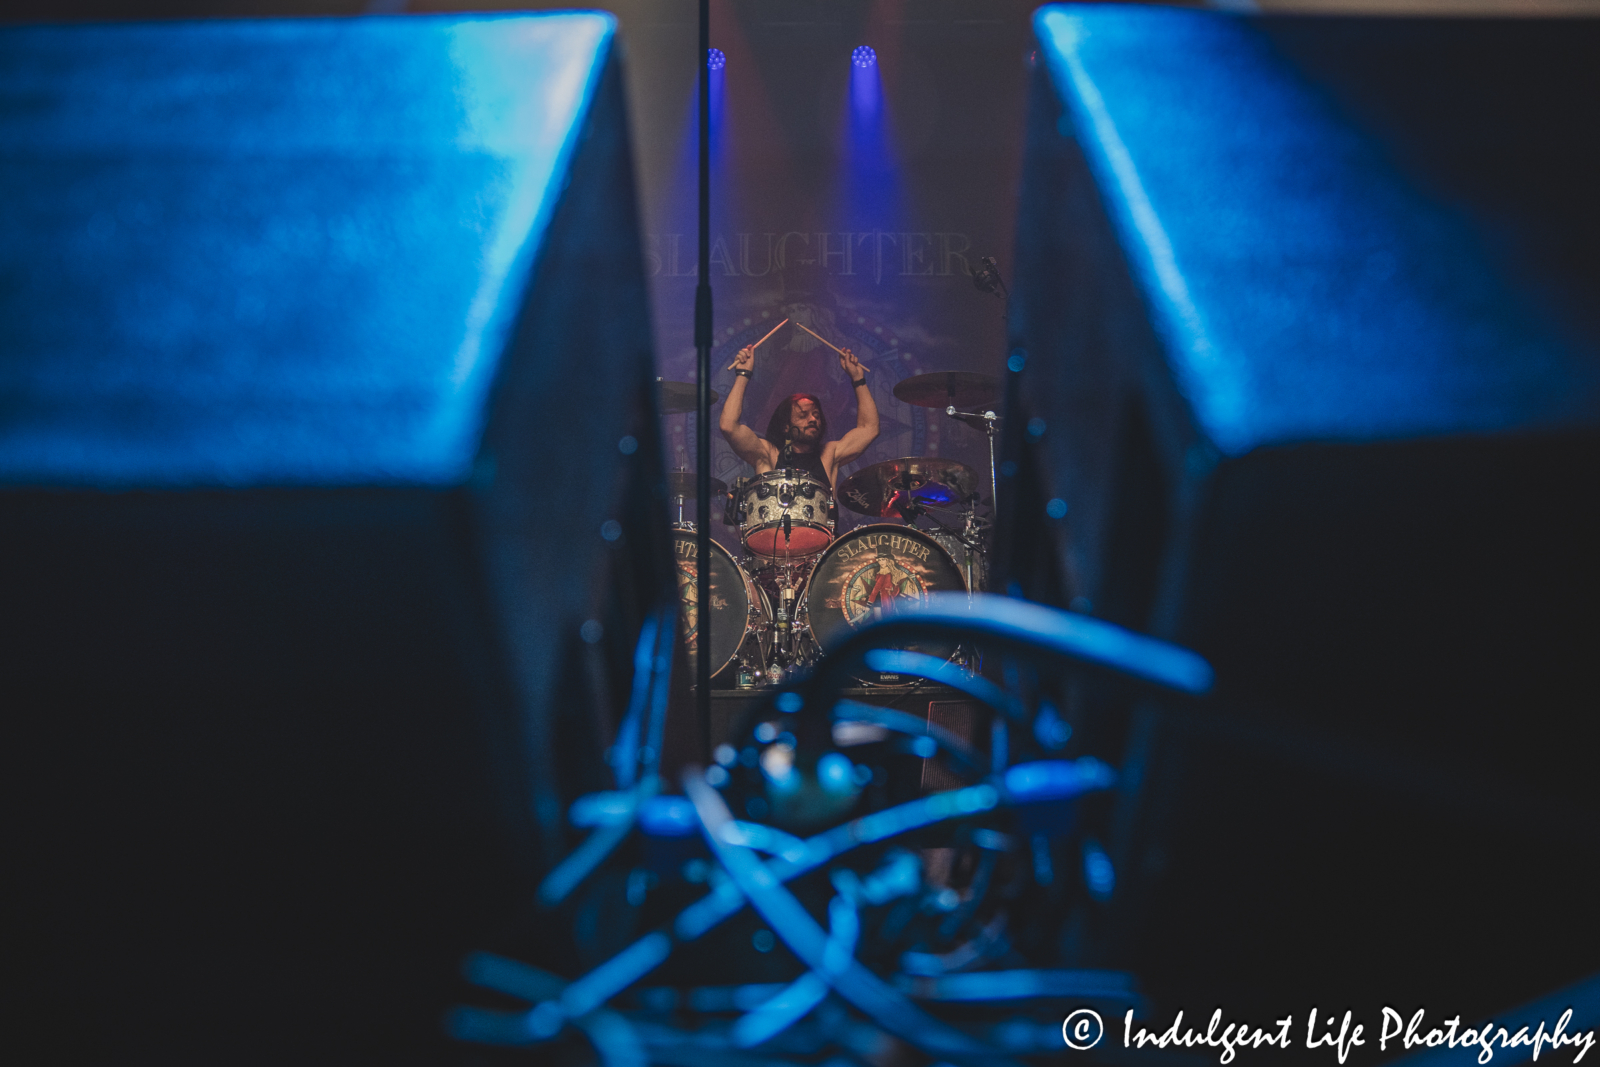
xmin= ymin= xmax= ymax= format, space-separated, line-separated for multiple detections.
xmin=673 ymin=530 xmax=769 ymax=681
xmin=800 ymin=524 xmax=966 ymax=682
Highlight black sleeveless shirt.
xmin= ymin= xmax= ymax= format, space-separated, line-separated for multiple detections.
xmin=773 ymin=441 xmax=829 ymax=488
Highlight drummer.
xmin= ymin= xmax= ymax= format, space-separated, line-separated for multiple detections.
xmin=719 ymin=343 xmax=879 ymax=494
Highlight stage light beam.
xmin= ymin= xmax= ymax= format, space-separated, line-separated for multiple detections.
xmin=841 ymin=42 xmax=896 ymax=234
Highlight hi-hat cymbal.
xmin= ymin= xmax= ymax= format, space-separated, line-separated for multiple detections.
xmin=893 ymin=371 xmax=1001 ymax=409
xmin=665 ymin=471 xmax=728 ymax=499
xmin=838 ymin=456 xmax=978 ymax=518
xmin=657 ymin=379 xmax=720 ymax=414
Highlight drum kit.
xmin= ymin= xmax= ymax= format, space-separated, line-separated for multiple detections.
xmin=659 ymin=370 xmax=1003 ymax=688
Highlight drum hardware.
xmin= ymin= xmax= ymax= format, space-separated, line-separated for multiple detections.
xmin=763 ymin=553 xmax=816 ymax=674
xmin=836 ymin=457 xmax=979 ymax=519
xmin=919 ymin=501 xmax=992 ymax=594
xmin=666 ymin=469 xmax=728 ymax=527
xmin=733 ymin=598 xmax=770 ymax=689
xmin=942 ymin=405 xmax=1001 ymax=528
xmin=722 ymin=477 xmax=744 ymax=527
xmin=891 ymin=371 xmax=1003 ymax=519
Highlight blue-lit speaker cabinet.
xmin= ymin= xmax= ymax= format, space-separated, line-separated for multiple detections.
xmin=0 ymin=15 xmax=669 ymax=1060
xmin=1010 ymin=5 xmax=1599 ymax=1020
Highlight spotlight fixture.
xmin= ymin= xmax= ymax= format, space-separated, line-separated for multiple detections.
xmin=707 ymin=48 xmax=726 ymax=71
xmin=852 ymin=45 xmax=876 ymax=68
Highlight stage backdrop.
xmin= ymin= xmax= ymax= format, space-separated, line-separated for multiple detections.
xmin=0 ymin=0 xmax=1065 ymax=526
xmin=417 ymin=0 xmax=1040 ymax=529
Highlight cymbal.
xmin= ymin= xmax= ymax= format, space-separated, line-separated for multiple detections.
xmin=657 ymin=379 xmax=720 ymax=414
xmin=665 ymin=471 xmax=728 ymax=499
xmin=838 ymin=456 xmax=978 ymax=518
xmin=893 ymin=371 xmax=1000 ymax=410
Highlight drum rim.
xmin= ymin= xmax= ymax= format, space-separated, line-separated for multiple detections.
xmin=748 ymin=467 xmax=831 ymax=485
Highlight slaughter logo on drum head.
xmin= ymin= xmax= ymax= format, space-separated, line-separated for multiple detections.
xmin=834 ymin=538 xmax=932 ymax=625
xmin=804 ymin=525 xmax=965 ymax=655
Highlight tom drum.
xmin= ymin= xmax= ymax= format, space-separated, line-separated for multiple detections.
xmin=738 ymin=469 xmax=835 ymax=559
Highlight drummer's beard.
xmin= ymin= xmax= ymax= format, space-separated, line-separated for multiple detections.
xmin=788 ymin=419 xmax=822 ymax=449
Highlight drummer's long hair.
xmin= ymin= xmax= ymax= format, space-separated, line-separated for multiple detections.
xmin=765 ymin=394 xmax=828 ymax=449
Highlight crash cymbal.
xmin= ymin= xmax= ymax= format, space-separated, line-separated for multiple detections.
xmin=838 ymin=456 xmax=978 ymax=518
xmin=665 ymin=471 xmax=728 ymax=499
xmin=892 ymin=371 xmax=1001 ymax=410
xmin=657 ymin=379 xmax=720 ymax=414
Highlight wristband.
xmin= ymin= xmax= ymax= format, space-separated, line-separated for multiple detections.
xmin=734 ymin=368 xmax=752 ymax=379
xmin=851 ymin=375 xmax=868 ymax=387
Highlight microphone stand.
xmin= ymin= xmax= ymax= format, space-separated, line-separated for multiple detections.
xmin=945 ymin=406 xmax=1000 ymax=525
xmin=694 ymin=0 xmax=713 ymax=759
xmin=968 ymin=254 xmax=1007 ymax=523
xmin=973 ymin=255 xmax=1009 ymax=321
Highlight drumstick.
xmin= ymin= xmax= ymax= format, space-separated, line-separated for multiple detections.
xmin=725 ymin=318 xmax=789 ymax=370
xmin=793 ymin=321 xmax=849 ymax=358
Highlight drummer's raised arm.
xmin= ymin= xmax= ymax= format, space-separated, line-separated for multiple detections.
xmin=828 ymin=348 xmax=880 ymax=468
xmin=719 ymin=346 xmax=771 ymax=469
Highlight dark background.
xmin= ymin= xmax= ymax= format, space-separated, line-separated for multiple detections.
xmin=0 ymin=0 xmax=1076 ymax=527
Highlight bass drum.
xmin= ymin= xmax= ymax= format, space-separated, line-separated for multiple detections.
xmin=673 ymin=528 xmax=771 ymax=683
xmin=799 ymin=524 xmax=967 ymax=685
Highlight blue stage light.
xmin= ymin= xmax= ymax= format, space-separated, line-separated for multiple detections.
xmin=852 ymin=45 xmax=876 ymax=68
xmin=707 ymin=47 xmax=725 ymax=70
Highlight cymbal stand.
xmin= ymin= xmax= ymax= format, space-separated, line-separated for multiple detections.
xmin=903 ymin=499 xmax=989 ymax=596
xmin=945 ymin=406 xmax=1000 ymax=521
xmin=959 ymin=495 xmax=989 ymax=594
xmin=673 ymin=466 xmax=689 ymax=527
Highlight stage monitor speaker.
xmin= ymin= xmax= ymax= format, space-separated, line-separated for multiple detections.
xmin=1008 ymin=5 xmax=1600 ymax=1022
xmin=0 ymin=15 xmax=670 ymax=1063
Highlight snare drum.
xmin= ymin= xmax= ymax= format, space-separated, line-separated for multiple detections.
xmin=672 ymin=529 xmax=772 ymax=683
xmin=799 ymin=524 xmax=967 ymax=684
xmin=738 ymin=469 xmax=835 ymax=559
